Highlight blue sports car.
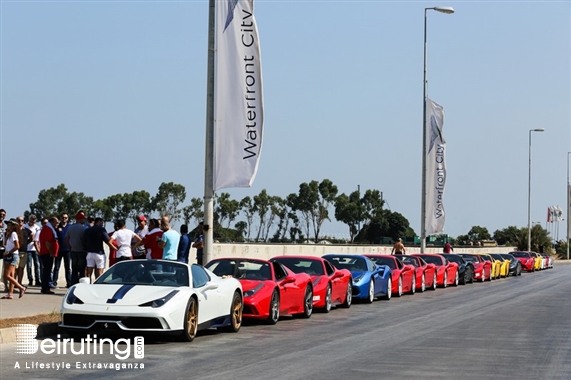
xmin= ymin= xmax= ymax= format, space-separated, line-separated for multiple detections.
xmin=322 ymin=254 xmax=391 ymax=303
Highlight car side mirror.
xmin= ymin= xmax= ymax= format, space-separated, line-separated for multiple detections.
xmin=79 ymin=277 xmax=90 ymax=284
xmin=282 ymin=275 xmax=296 ymax=285
xmin=203 ymin=282 xmax=219 ymax=291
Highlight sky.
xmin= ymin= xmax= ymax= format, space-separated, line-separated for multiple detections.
xmin=1 ymin=0 xmax=570 ymax=241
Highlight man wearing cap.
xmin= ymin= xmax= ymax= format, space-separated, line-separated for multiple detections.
xmin=391 ymin=238 xmax=406 ymax=255
xmin=66 ymin=212 xmax=88 ymax=285
xmin=133 ymin=215 xmax=148 ymax=260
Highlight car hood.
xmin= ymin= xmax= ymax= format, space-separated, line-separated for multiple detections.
xmin=70 ymin=284 xmax=182 ymax=306
xmin=239 ymin=279 xmax=270 ymax=291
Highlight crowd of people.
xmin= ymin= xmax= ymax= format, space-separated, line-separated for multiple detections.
xmin=0 ymin=208 xmax=204 ymax=299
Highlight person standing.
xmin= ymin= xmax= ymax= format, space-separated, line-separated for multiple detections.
xmin=39 ymin=216 xmax=59 ymax=294
xmin=157 ymin=217 xmax=180 ymax=261
xmin=391 ymin=238 xmax=406 ymax=255
xmin=15 ymin=216 xmax=28 ymax=287
xmin=66 ymin=212 xmax=88 ymax=285
xmin=24 ymin=214 xmax=41 ymax=287
xmin=109 ymin=219 xmax=142 ymax=263
xmin=177 ymin=225 xmax=191 ymax=263
xmin=142 ymin=218 xmax=163 ymax=259
xmin=192 ymin=222 xmax=205 ymax=265
xmin=1 ymin=219 xmax=27 ymax=299
xmin=53 ymin=213 xmax=71 ymax=288
xmin=84 ymin=217 xmax=114 ymax=281
xmin=0 ymin=209 xmax=7 ymax=291
xmin=443 ymin=241 xmax=454 ymax=253
xmin=133 ymin=215 xmax=148 ymax=260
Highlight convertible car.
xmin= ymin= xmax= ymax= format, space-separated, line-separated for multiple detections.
xmin=400 ymin=255 xmax=438 ymax=292
xmin=323 ymin=254 xmax=391 ymax=303
xmin=59 ymin=260 xmax=243 ymax=342
xmin=271 ymin=256 xmax=352 ymax=312
xmin=204 ymin=258 xmax=313 ymax=324
xmin=364 ymin=254 xmax=416 ymax=297
xmin=411 ymin=254 xmax=459 ymax=287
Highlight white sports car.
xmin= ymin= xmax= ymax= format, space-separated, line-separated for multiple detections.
xmin=59 ymin=260 xmax=243 ymax=341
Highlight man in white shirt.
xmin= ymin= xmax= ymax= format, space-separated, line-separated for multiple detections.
xmin=24 ymin=214 xmax=42 ymax=287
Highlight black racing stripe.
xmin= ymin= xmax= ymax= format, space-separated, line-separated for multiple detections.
xmin=107 ymin=284 xmax=136 ymax=304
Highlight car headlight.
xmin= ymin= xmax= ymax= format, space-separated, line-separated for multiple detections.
xmin=353 ymin=274 xmax=364 ymax=283
xmin=139 ymin=290 xmax=179 ymax=308
xmin=244 ymin=283 xmax=264 ymax=297
xmin=65 ymin=286 xmax=84 ymax=305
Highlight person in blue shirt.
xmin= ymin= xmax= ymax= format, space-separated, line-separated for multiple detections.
xmin=157 ymin=217 xmax=180 ymax=261
xmin=177 ymin=225 xmax=191 ymax=263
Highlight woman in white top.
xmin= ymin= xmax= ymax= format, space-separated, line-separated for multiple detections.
xmin=2 ymin=219 xmax=27 ymax=299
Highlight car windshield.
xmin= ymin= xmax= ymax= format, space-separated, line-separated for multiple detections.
xmin=326 ymin=256 xmax=368 ymax=271
xmin=95 ymin=260 xmax=189 ymax=287
xmin=205 ymin=259 xmax=272 ymax=280
xmin=367 ymin=257 xmax=396 ymax=269
xmin=418 ymin=255 xmax=442 ymax=265
xmin=460 ymin=254 xmax=478 ymax=263
xmin=400 ymin=257 xmax=419 ymax=267
xmin=511 ymin=252 xmax=530 ymax=258
xmin=274 ymin=258 xmax=324 ymax=276
xmin=490 ymin=254 xmax=504 ymax=262
xmin=444 ymin=255 xmax=463 ymax=264
xmin=481 ymin=256 xmax=492 ymax=262
xmin=500 ymin=254 xmax=513 ymax=261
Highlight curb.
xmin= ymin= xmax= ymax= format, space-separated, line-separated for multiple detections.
xmin=0 ymin=323 xmax=60 ymax=345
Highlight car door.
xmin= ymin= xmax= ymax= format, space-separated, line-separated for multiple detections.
xmin=324 ymin=260 xmax=344 ymax=302
xmin=274 ymin=262 xmax=300 ymax=312
xmin=191 ymin=264 xmax=225 ymax=323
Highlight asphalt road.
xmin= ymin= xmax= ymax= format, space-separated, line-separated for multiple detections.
xmin=1 ymin=263 xmax=570 ymax=380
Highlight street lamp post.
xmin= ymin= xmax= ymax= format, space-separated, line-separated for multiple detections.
xmin=567 ymin=152 xmax=570 ymax=260
xmin=527 ymin=128 xmax=545 ymax=252
xmin=420 ymin=6 xmax=454 ymax=253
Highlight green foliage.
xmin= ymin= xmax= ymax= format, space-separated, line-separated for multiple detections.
xmin=28 ymin=184 xmax=94 ymax=219
xmin=152 ymin=182 xmax=186 ymax=222
xmin=215 ymin=192 xmax=240 ymax=229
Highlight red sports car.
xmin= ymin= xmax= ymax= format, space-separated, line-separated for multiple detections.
xmin=509 ymin=251 xmax=536 ymax=272
xmin=411 ymin=254 xmax=459 ymax=287
xmin=458 ymin=253 xmax=492 ymax=282
xmin=400 ymin=255 xmax=438 ymax=292
xmin=205 ymin=258 xmax=314 ymax=324
xmin=271 ymin=256 xmax=352 ymax=312
xmin=364 ymin=254 xmax=416 ymax=296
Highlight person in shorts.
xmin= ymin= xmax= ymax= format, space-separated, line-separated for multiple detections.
xmin=84 ymin=217 xmax=114 ymax=281
xmin=1 ymin=219 xmax=27 ymax=299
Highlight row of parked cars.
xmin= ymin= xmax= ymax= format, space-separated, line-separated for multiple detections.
xmin=58 ymin=250 xmax=554 ymax=341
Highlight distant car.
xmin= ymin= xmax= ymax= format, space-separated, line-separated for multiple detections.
xmin=364 ymin=254 xmax=416 ymax=297
xmin=204 ymin=258 xmax=314 ymax=324
xmin=400 ymin=255 xmax=438 ymax=291
xmin=323 ymin=254 xmax=391 ymax=303
xmin=458 ymin=253 xmax=492 ymax=282
xmin=540 ymin=253 xmax=554 ymax=269
xmin=478 ymin=254 xmax=502 ymax=279
xmin=499 ymin=253 xmax=522 ymax=277
xmin=442 ymin=254 xmax=474 ymax=285
xmin=411 ymin=254 xmax=459 ymax=288
xmin=509 ymin=251 xmax=536 ymax=272
xmin=271 ymin=256 xmax=352 ymax=312
xmin=530 ymin=252 xmax=543 ymax=271
xmin=60 ymin=260 xmax=243 ymax=342
xmin=490 ymin=254 xmax=511 ymax=278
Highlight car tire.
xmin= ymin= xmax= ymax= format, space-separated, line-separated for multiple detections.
xmin=181 ymin=296 xmax=198 ymax=342
xmin=341 ymin=280 xmax=352 ymax=308
xmin=431 ymin=272 xmax=437 ymax=291
xmin=322 ymin=284 xmax=332 ymax=313
xmin=219 ymin=291 xmax=243 ymax=332
xmin=366 ymin=279 xmax=375 ymax=304
xmin=442 ymin=272 xmax=448 ymax=288
xmin=296 ymin=285 xmax=313 ymax=319
xmin=420 ymin=274 xmax=426 ymax=293
xmin=383 ymin=278 xmax=392 ymax=300
xmin=453 ymin=271 xmax=459 ymax=287
xmin=409 ymin=276 xmax=416 ymax=295
xmin=266 ymin=290 xmax=280 ymax=325
xmin=395 ymin=277 xmax=403 ymax=297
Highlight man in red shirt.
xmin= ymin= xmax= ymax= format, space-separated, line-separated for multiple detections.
xmin=39 ymin=216 xmax=59 ymax=294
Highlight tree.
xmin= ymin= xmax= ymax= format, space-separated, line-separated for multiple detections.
xmin=467 ymin=226 xmax=492 ymax=243
xmin=311 ymin=179 xmax=338 ymax=241
xmin=28 ymin=184 xmax=93 ymax=218
xmin=182 ymin=197 xmax=204 ymax=226
xmin=123 ymin=191 xmax=152 ymax=226
xmin=239 ymin=196 xmax=255 ymax=241
xmin=215 ymin=192 xmax=240 ymax=228
xmin=252 ymin=189 xmax=273 ymax=241
xmin=152 ymin=182 xmax=186 ymax=222
xmin=493 ymin=226 xmax=522 ymax=246
xmin=335 ymin=191 xmax=364 ymax=242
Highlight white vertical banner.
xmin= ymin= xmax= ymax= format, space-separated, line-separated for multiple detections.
xmin=424 ymin=98 xmax=446 ymax=236
xmin=214 ymin=0 xmax=264 ymax=191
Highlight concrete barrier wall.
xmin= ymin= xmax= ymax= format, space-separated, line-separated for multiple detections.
xmin=206 ymin=243 xmax=517 ymax=261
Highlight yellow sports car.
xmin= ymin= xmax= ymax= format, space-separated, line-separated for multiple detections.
xmin=490 ymin=254 xmax=510 ymax=278
xmin=478 ymin=254 xmax=502 ymax=279
xmin=530 ymin=252 xmax=543 ymax=271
